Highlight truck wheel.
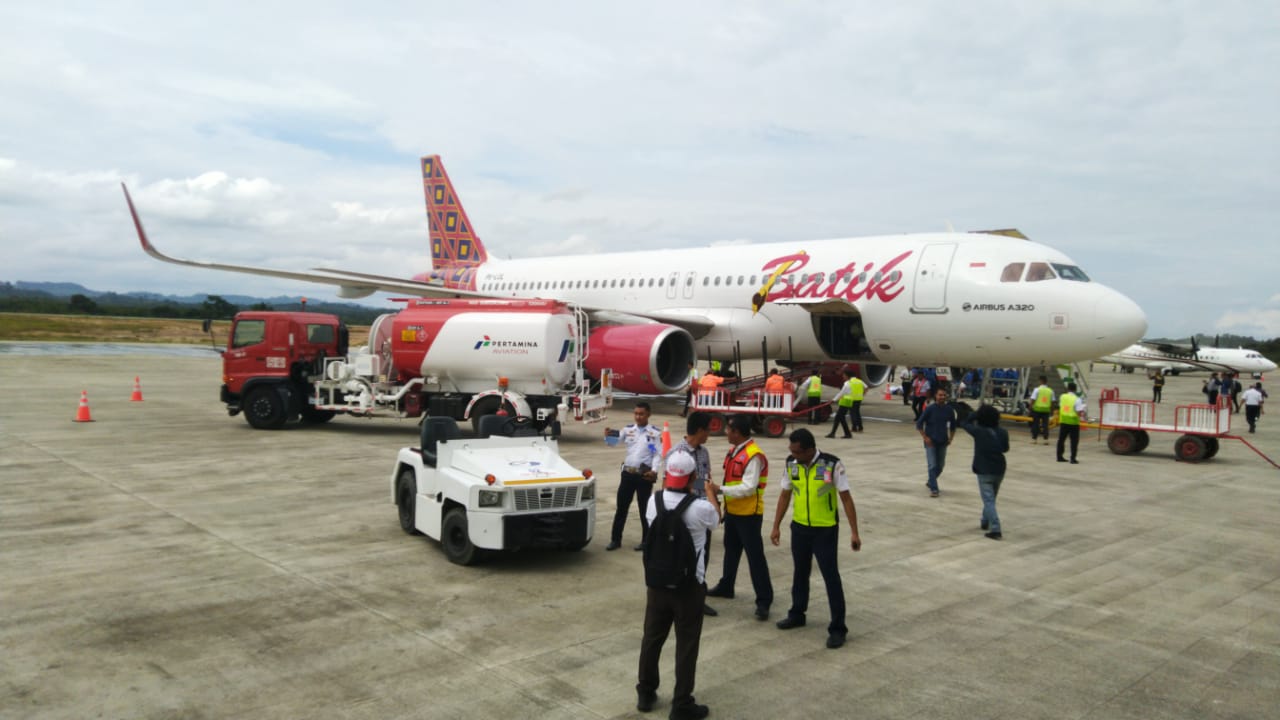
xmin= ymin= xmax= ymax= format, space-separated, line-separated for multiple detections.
xmin=244 ymin=386 xmax=286 ymax=430
xmin=707 ymin=414 xmax=727 ymax=436
xmin=1107 ymin=430 xmax=1136 ymax=455
xmin=441 ymin=507 xmax=480 ymax=565
xmin=1204 ymin=437 xmax=1220 ymax=458
xmin=300 ymin=407 xmax=336 ymax=424
xmin=1175 ymin=434 xmax=1207 ymax=462
xmin=1133 ymin=430 xmax=1150 ymax=453
xmin=396 ymin=469 xmax=420 ymax=535
xmin=762 ymin=416 xmax=787 ymax=438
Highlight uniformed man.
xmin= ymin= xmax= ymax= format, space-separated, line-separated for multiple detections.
xmin=705 ymin=415 xmax=773 ymax=621
xmin=1056 ymin=382 xmax=1086 ymax=464
xmin=770 ymin=428 xmax=862 ymax=649
xmin=797 ymin=370 xmax=823 ymax=424
xmin=825 ymin=369 xmax=856 ymax=439
xmin=1029 ymin=375 xmax=1055 ymax=445
xmin=604 ymin=402 xmax=662 ymax=551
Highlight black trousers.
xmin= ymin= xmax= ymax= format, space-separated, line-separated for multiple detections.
xmin=1245 ymin=405 xmax=1260 ymax=431
xmin=911 ymin=395 xmax=927 ymax=419
xmin=1057 ymin=424 xmax=1080 ymax=460
xmin=638 ymin=582 xmax=707 ymax=709
xmin=829 ymin=405 xmax=852 ymax=437
xmin=786 ymin=522 xmax=846 ymax=635
xmin=1030 ymin=410 xmax=1050 ymax=439
xmin=715 ymin=513 xmax=773 ymax=610
xmin=804 ymin=396 xmax=821 ymax=423
xmin=612 ymin=471 xmax=652 ymax=544
xmin=682 ymin=387 xmax=695 ymax=416
xmin=849 ymin=401 xmax=863 ymax=431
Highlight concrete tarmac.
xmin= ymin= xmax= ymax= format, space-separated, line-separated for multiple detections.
xmin=2 ymin=355 xmax=1277 ymax=719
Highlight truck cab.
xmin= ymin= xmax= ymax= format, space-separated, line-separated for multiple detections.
xmin=221 ymin=311 xmax=347 ymax=429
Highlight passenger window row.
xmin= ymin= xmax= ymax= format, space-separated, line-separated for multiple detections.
xmin=479 ymin=270 xmax=903 ymax=293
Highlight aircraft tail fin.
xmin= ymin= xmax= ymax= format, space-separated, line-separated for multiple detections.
xmin=421 ymin=156 xmax=487 ymax=290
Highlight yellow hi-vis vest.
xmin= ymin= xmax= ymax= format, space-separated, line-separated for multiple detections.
xmin=1059 ymin=392 xmax=1080 ymax=425
xmin=1033 ymin=386 xmax=1054 ymax=412
xmin=849 ymin=378 xmax=865 ymax=402
xmin=723 ymin=441 xmax=768 ymax=516
xmin=806 ymin=374 xmax=822 ymax=398
xmin=786 ymin=453 xmax=840 ymax=527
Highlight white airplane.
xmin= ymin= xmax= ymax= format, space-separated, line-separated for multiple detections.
xmin=123 ymin=155 xmax=1147 ymax=395
xmin=1100 ymin=341 xmax=1277 ymax=376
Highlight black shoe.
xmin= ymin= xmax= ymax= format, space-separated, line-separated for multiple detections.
xmin=702 ymin=604 xmax=718 ymax=617
xmin=826 ymin=632 xmax=847 ymax=649
xmin=776 ymin=616 xmax=805 ymax=630
xmin=637 ymin=689 xmax=657 ymax=713
xmin=755 ymin=607 xmax=769 ymax=621
xmin=605 ymin=541 xmax=621 ymax=551
xmin=1070 ymin=459 xmax=1079 ymax=464
xmin=985 ymin=531 xmax=1003 ymax=541
xmin=842 ymin=434 xmax=852 ymax=439
xmin=706 ymin=585 xmax=734 ymax=599
xmin=981 ymin=521 xmax=989 ymax=531
xmin=634 ymin=543 xmax=645 ymax=551
xmin=824 ymin=433 xmax=835 ymax=438
xmin=1056 ymin=457 xmax=1067 ymax=463
xmin=669 ymin=702 xmax=710 ymax=720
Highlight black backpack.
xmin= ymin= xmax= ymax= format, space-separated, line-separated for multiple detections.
xmin=643 ymin=491 xmax=698 ymax=590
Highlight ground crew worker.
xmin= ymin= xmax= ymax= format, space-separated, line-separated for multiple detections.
xmin=847 ymin=372 xmax=866 ymax=432
xmin=705 ymin=415 xmax=773 ymax=621
xmin=764 ymin=368 xmax=785 ymax=394
xmin=682 ymin=361 xmax=698 ymax=417
xmin=797 ymin=370 xmax=823 ymax=424
xmin=1056 ymin=382 xmax=1086 ymax=464
xmin=825 ymin=368 xmax=856 ymax=439
xmin=1029 ymin=375 xmax=1055 ymax=444
xmin=604 ymin=402 xmax=663 ymax=551
xmin=770 ymin=428 xmax=861 ymax=649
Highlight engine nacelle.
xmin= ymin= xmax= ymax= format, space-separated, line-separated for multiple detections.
xmin=585 ymin=324 xmax=696 ymax=395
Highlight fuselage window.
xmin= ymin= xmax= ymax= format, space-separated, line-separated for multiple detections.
xmin=750 ymin=275 xmax=758 ymax=285
xmin=687 ymin=276 xmax=694 ymax=286
xmin=1000 ymin=263 xmax=1024 ymax=282
xmin=714 ymin=276 xmax=721 ymax=286
xmin=658 ymin=277 xmax=664 ymax=287
xmin=859 ymin=273 xmax=867 ymax=283
xmin=1025 ymin=262 xmax=1055 ymax=282
xmin=737 ymin=275 xmax=744 ymax=285
xmin=873 ymin=272 xmax=882 ymax=282
xmin=1051 ymin=264 xmax=1090 ymax=282
xmin=703 ymin=277 xmax=710 ymax=286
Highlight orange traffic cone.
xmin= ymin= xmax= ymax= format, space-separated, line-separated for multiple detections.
xmin=130 ymin=376 xmax=144 ymax=402
xmin=74 ymin=390 xmax=94 ymax=422
xmin=883 ymin=386 xmax=893 ymax=401
xmin=661 ymin=421 xmax=672 ymax=457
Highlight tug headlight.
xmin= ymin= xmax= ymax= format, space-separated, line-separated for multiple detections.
xmin=581 ymin=479 xmax=595 ymax=501
xmin=478 ymin=490 xmax=503 ymax=508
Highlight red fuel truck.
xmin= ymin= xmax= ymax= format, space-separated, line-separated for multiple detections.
xmin=220 ymin=298 xmax=696 ymax=431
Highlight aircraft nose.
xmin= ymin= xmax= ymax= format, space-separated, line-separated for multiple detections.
xmin=1093 ymin=288 xmax=1147 ymax=356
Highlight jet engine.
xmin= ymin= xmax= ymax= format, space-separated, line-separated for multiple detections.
xmin=585 ymin=324 xmax=696 ymax=395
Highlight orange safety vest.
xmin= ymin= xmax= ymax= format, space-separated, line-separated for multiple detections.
xmin=764 ymin=374 xmax=785 ymax=393
xmin=699 ymin=374 xmax=723 ymax=391
xmin=722 ymin=441 xmax=768 ymax=516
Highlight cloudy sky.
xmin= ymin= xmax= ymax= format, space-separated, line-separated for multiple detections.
xmin=2 ymin=2 xmax=1277 ymax=338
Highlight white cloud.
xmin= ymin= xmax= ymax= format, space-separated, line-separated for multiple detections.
xmin=1215 ymin=309 xmax=1280 ymax=339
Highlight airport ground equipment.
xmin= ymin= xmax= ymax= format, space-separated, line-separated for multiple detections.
xmin=392 ymin=416 xmax=595 ymax=564
xmin=1095 ymin=388 xmax=1277 ymax=465
xmin=691 ymin=366 xmax=830 ymax=437
xmin=219 ymin=299 xmax=614 ymax=432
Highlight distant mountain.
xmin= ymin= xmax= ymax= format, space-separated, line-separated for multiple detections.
xmin=8 ymin=281 xmax=379 ymax=309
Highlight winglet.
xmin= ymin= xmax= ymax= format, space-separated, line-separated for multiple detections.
xmin=122 ymin=183 xmax=166 ymax=261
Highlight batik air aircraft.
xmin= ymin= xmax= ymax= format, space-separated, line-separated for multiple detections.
xmin=123 ymin=155 xmax=1147 ymax=395
xmin=1099 ymin=341 xmax=1277 ymax=376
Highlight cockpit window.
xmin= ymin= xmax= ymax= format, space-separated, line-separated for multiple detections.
xmin=1025 ymin=262 xmax=1056 ymax=282
xmin=1000 ymin=263 xmax=1025 ymax=283
xmin=1051 ymin=263 xmax=1090 ymax=281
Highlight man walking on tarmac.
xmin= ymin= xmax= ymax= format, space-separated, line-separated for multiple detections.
xmin=1029 ymin=375 xmax=1055 ymax=445
xmin=770 ymin=428 xmax=862 ymax=649
xmin=705 ymin=415 xmax=773 ymax=621
xmin=825 ymin=369 xmax=861 ymax=439
xmin=915 ymin=387 xmax=957 ymax=498
xmin=798 ymin=369 xmax=823 ymax=424
xmin=1056 ymin=382 xmax=1087 ymax=464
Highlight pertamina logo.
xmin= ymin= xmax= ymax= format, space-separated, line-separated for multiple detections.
xmin=474 ymin=335 xmax=492 ymax=350
xmin=473 ymin=335 xmax=540 ymax=355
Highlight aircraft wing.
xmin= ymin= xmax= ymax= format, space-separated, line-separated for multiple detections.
xmin=123 ymin=184 xmax=484 ymax=300
xmin=1137 ymin=340 xmax=1196 ymax=357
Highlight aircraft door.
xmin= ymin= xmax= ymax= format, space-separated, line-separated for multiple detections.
xmin=682 ymin=272 xmax=697 ymax=300
xmin=911 ymin=243 xmax=956 ymax=313
xmin=667 ymin=271 xmax=679 ymax=300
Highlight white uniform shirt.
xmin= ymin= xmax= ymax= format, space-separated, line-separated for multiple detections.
xmin=1243 ymin=387 xmax=1264 ymax=406
xmin=646 ymin=490 xmax=720 ymax=584
xmin=620 ymin=423 xmax=662 ymax=470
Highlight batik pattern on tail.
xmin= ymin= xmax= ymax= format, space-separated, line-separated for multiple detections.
xmin=421 ymin=155 xmax=487 ymax=291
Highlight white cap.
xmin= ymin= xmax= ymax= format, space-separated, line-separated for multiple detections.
xmin=664 ymin=450 xmax=697 ymax=489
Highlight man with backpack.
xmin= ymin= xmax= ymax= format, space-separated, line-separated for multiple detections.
xmin=637 ymin=450 xmax=720 ymax=719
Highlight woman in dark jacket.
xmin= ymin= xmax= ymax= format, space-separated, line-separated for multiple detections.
xmin=961 ymin=404 xmax=1009 ymax=540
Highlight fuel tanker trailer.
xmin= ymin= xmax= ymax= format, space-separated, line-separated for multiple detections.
xmin=219 ymin=298 xmax=651 ymax=431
